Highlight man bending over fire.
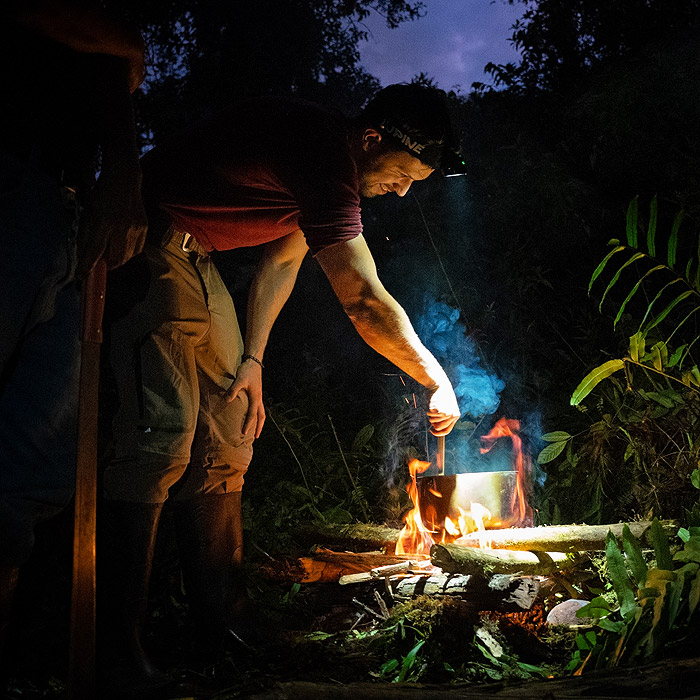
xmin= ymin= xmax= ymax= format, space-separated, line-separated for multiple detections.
xmin=103 ymin=83 xmax=464 ymax=695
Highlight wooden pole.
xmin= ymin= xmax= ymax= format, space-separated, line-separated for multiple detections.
xmin=69 ymin=260 xmax=107 ymax=700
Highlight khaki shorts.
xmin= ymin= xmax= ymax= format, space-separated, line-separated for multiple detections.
xmin=104 ymin=232 xmax=253 ymax=504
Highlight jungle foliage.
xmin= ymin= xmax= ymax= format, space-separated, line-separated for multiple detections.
xmin=569 ymin=510 xmax=700 ymax=673
xmin=536 ymin=199 xmax=700 ymax=525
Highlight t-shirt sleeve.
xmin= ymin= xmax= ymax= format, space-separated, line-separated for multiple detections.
xmin=279 ymin=120 xmax=363 ymax=256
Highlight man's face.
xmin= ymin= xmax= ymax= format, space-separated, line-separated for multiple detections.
xmin=357 ymin=131 xmax=435 ymax=198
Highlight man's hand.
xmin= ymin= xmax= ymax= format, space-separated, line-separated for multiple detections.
xmin=225 ymin=360 xmax=265 ymax=439
xmin=77 ymin=161 xmax=147 ymax=277
xmin=426 ymin=383 xmax=461 ymax=436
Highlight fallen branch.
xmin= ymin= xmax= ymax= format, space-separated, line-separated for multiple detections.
xmin=293 ymin=522 xmax=401 ymax=553
xmin=454 ymin=521 xmax=679 ymax=552
xmin=393 ymin=573 xmax=539 ymax=611
xmin=298 ymin=549 xmax=411 ymax=583
xmin=431 ymin=543 xmax=574 ymax=576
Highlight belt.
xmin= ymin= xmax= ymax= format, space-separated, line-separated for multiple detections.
xmin=168 ymin=228 xmax=210 ymax=256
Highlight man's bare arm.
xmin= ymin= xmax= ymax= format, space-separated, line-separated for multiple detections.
xmin=315 ymin=235 xmax=460 ymax=435
xmin=226 ymin=230 xmax=309 ymax=437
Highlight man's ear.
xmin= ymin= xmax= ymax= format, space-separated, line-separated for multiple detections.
xmin=362 ymin=128 xmax=382 ymax=153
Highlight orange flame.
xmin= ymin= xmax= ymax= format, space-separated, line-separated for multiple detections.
xmin=479 ymin=417 xmax=533 ymax=526
xmin=396 ymin=458 xmax=434 ymax=556
xmin=396 ymin=417 xmax=533 ymax=555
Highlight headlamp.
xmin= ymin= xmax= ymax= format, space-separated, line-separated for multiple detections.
xmin=379 ymin=119 xmax=467 ymax=177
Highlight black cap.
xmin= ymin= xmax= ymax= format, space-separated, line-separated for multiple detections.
xmin=361 ymin=83 xmax=467 ymax=176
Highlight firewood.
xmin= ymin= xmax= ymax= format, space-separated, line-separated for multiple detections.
xmin=339 ymin=560 xmax=413 ymax=585
xmin=431 ymin=543 xmax=574 ymax=576
xmin=293 ymin=521 xmax=401 ymax=552
xmin=393 ymin=573 xmax=539 ymax=611
xmin=454 ymin=520 xmax=679 ymax=552
xmin=298 ymin=548 xmax=411 ymax=583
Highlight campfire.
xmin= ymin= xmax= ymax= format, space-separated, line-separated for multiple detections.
xmin=272 ymin=415 xmax=677 ymax=660
xmin=396 ymin=417 xmax=533 ymax=556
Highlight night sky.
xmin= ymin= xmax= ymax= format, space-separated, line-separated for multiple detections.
xmin=359 ymin=0 xmax=523 ymax=92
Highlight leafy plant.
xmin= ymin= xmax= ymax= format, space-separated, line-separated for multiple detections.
xmin=537 ymin=198 xmax=700 ymax=523
xmin=568 ymin=517 xmax=700 ymax=673
xmin=573 ymin=196 xmax=699 ymax=404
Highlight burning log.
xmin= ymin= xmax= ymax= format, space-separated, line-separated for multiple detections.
xmin=454 ymin=520 xmax=679 ymax=552
xmin=393 ymin=573 xmax=539 ymax=611
xmin=431 ymin=543 xmax=574 ymax=576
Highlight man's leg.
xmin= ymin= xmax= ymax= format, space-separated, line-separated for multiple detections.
xmin=0 ymin=154 xmax=79 ymax=673
xmin=169 ymin=247 xmax=255 ymax=654
xmin=100 ymin=240 xmax=210 ymax=694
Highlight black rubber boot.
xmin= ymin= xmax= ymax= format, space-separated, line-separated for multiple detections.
xmin=0 ymin=565 xmax=19 ymax=676
xmin=173 ymin=492 xmax=255 ymax=658
xmin=98 ymin=500 xmax=172 ymax=698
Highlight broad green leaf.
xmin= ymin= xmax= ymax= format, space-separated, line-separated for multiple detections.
xmin=614 ymin=266 xmax=666 ymax=329
xmin=643 ymin=290 xmax=695 ymax=335
xmin=668 ymin=209 xmax=684 ymax=269
xmin=571 ymin=360 xmax=625 ymax=406
xmin=665 ymin=308 xmax=700 ymax=350
xmin=650 ymin=518 xmax=673 ymax=570
xmin=597 ymin=618 xmax=626 ymax=634
xmin=599 ymin=252 xmax=646 ymax=313
xmin=639 ymin=391 xmax=676 ymax=409
xmin=629 ymin=332 xmax=645 ymax=362
xmin=626 ymin=196 xmax=639 ymax=248
xmin=397 ymin=639 xmax=425 ymax=682
xmin=650 ymin=343 xmax=665 ymax=371
xmin=692 ymin=469 xmax=700 ymax=489
xmin=589 ymin=246 xmax=626 ymax=294
xmin=667 ymin=344 xmax=687 ymax=368
xmin=643 ymin=568 xmax=673 ymax=655
xmin=578 ymin=596 xmax=612 ymax=619
xmin=605 ymin=531 xmax=637 ymax=619
xmin=541 ymin=431 xmax=572 ymax=442
xmin=646 ymin=195 xmax=658 ymax=257
xmin=689 ymin=569 xmax=700 ymax=616
xmin=622 ymin=524 xmax=648 ymax=585
xmin=537 ymin=440 xmax=568 ymax=464
xmin=668 ymin=570 xmax=685 ymax=628
xmin=638 ymin=279 xmax=684 ymax=330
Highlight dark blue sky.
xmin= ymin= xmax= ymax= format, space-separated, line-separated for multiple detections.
xmin=358 ymin=0 xmax=523 ymax=93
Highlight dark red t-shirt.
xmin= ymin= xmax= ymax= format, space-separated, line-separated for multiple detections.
xmin=141 ymin=97 xmax=363 ymax=255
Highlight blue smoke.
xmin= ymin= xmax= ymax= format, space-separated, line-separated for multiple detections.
xmin=416 ymin=298 xmax=504 ymax=419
